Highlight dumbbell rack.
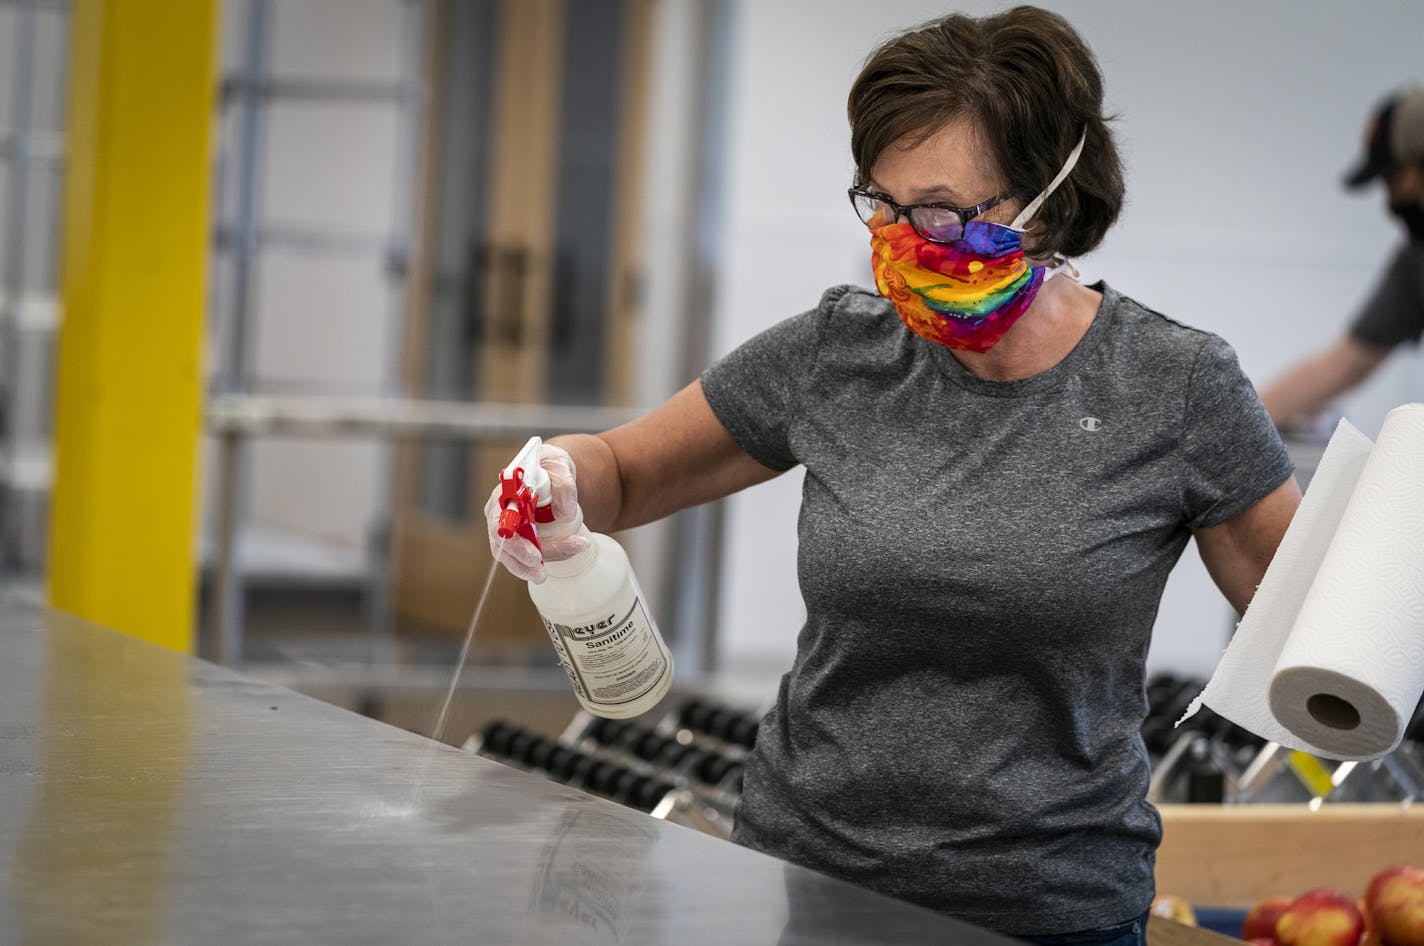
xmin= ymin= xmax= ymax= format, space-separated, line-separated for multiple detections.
xmin=1143 ymin=673 xmax=1269 ymax=804
xmin=1142 ymin=672 xmax=1424 ymax=805
xmin=1232 ymin=740 xmax=1424 ymax=805
xmin=475 ymin=679 xmax=1422 ymax=820
xmin=465 ymin=696 xmax=764 ymax=839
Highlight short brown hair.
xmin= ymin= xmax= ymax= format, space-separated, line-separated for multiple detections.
xmin=848 ymin=6 xmax=1124 ymax=258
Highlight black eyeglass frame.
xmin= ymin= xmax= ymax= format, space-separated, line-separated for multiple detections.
xmin=847 ymin=186 xmax=1008 ymax=244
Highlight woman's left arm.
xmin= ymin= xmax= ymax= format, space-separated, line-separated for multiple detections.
xmin=1193 ymin=478 xmax=1303 ymax=615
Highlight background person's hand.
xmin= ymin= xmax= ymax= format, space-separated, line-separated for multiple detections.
xmin=484 ymin=442 xmax=589 ymax=584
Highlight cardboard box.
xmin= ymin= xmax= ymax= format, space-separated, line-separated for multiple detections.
xmin=1155 ymin=803 xmax=1424 ymax=907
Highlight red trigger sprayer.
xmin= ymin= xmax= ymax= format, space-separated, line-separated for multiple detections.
xmin=496 ymin=436 xmax=556 ymax=556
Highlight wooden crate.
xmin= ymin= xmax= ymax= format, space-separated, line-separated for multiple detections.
xmin=1148 ymin=916 xmax=1244 ymax=946
xmin=1155 ymin=803 xmax=1424 ymax=907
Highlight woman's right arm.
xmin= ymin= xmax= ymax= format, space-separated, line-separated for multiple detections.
xmin=549 ymin=378 xmax=782 ymax=534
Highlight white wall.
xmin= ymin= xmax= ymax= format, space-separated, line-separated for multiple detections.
xmin=707 ymin=0 xmax=1424 ymax=678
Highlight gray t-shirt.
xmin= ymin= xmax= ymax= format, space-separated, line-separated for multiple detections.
xmin=700 ymin=283 xmax=1293 ymax=936
xmin=1350 ymin=242 xmax=1424 ymax=349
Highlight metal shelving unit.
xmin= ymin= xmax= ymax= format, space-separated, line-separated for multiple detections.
xmin=205 ymin=0 xmax=430 ymax=664
xmin=0 ymin=0 xmax=66 ymax=590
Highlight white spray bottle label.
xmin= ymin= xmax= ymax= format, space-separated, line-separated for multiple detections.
xmin=541 ymin=593 xmax=666 ymax=707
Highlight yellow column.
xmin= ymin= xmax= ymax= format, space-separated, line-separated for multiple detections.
xmin=48 ymin=0 xmax=219 ymax=651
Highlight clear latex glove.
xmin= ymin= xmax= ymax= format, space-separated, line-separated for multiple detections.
xmin=484 ymin=442 xmax=591 ymax=584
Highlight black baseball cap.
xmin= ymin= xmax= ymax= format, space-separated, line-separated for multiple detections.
xmin=1344 ymin=85 xmax=1424 ymax=189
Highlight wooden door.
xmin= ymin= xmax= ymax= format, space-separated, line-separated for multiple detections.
xmin=392 ymin=0 xmax=652 ymax=644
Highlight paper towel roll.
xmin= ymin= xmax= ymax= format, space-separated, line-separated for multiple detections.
xmin=1269 ymin=405 xmax=1424 ymax=757
xmin=1184 ymin=406 xmax=1424 ymax=761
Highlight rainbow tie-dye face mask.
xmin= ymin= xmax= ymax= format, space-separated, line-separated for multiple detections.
xmin=869 ymin=131 xmax=1086 ymax=354
xmin=871 ymin=221 xmax=1043 ymax=353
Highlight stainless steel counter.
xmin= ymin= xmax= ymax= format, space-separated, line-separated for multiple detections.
xmin=0 ymin=609 xmax=1017 ymax=944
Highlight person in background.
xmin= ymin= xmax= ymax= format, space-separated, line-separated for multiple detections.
xmin=1260 ymin=85 xmax=1424 ymax=429
xmin=486 ymin=8 xmax=1299 ymax=944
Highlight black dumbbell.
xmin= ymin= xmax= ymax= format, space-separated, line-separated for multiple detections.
xmin=614 ymin=723 xmax=651 ymax=754
xmin=506 ymin=729 xmax=535 ymax=763
xmin=1140 ymin=718 xmax=1174 ymax=758
xmin=634 ymin=777 xmax=675 ymax=812
xmin=584 ymin=716 xmax=613 ymax=742
xmin=696 ymin=753 xmax=737 ymax=786
xmin=547 ymin=745 xmax=578 ymax=779
xmin=1144 ymin=674 xmax=1181 ymax=709
xmin=527 ymin=737 xmax=556 ymax=771
xmin=479 ymin=720 xmax=515 ymax=756
xmin=700 ymin=707 xmax=727 ymax=739
xmin=568 ymin=753 xmax=599 ymax=787
xmin=679 ymin=699 xmax=711 ymax=732
xmin=631 ymin=730 xmax=667 ymax=760
xmin=677 ymin=748 xmax=715 ymax=779
xmin=516 ymin=731 xmax=550 ymax=767
xmin=610 ymin=768 xmax=643 ymax=805
xmin=729 ymin=717 xmax=759 ymax=749
xmin=648 ymin=740 xmax=686 ymax=769
xmin=587 ymin=760 xmax=620 ymax=795
xmin=634 ymin=729 xmax=675 ymax=762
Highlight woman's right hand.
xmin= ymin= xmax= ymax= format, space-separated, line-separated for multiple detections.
xmin=484 ymin=442 xmax=589 ymax=584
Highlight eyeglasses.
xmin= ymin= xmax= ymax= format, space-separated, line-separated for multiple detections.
xmin=847 ymin=186 xmax=1007 ymax=244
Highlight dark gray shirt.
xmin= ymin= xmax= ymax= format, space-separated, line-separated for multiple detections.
xmin=1350 ymin=242 xmax=1424 ymax=349
xmin=701 ymin=283 xmax=1293 ymax=936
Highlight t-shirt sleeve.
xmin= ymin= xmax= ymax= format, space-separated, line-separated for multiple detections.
xmin=699 ymin=289 xmax=839 ymax=472
xmin=1179 ymin=335 xmax=1296 ymax=529
xmin=1348 ymin=244 xmax=1424 ymax=350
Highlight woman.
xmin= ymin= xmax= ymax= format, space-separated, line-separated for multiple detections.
xmin=486 ymin=7 xmax=1299 ymax=942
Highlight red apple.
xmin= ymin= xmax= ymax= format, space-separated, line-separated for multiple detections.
xmin=1368 ymin=867 xmax=1422 ymax=916
xmin=1252 ymin=939 xmax=1280 ymax=946
xmin=1276 ymin=888 xmax=1366 ymax=946
xmin=1369 ymin=865 xmax=1424 ymax=946
xmin=1245 ymin=897 xmax=1294 ymax=941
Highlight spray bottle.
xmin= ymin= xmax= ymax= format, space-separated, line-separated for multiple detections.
xmin=496 ymin=436 xmax=673 ymax=719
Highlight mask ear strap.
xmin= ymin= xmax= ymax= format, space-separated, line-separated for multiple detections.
xmin=1010 ymin=129 xmax=1088 ymax=231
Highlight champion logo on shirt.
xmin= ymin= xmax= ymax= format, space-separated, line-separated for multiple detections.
xmin=1079 ymin=417 xmax=1103 ymax=432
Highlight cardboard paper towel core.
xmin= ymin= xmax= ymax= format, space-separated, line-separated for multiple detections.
xmin=1269 ymin=665 xmax=1403 ymax=758
xmin=1305 ymin=693 xmax=1360 ymax=731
